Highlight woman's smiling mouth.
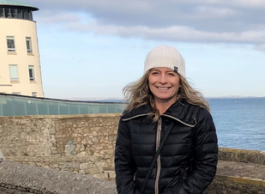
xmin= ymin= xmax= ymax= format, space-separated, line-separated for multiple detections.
xmin=157 ymin=87 xmax=171 ymax=90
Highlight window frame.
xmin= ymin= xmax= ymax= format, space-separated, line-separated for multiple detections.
xmin=26 ymin=37 xmax=33 ymax=53
xmin=28 ymin=65 xmax=35 ymax=82
xmin=6 ymin=36 xmax=16 ymax=52
xmin=9 ymin=65 xmax=19 ymax=81
xmin=0 ymin=8 xmax=5 ymax=17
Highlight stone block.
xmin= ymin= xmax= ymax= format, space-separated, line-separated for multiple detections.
xmin=80 ymin=163 xmax=89 ymax=170
xmin=79 ymin=170 xmax=85 ymax=175
xmin=85 ymin=169 xmax=90 ymax=174
xmin=93 ymin=173 xmax=102 ymax=179
xmin=72 ymin=162 xmax=80 ymax=169
xmin=49 ymin=128 xmax=56 ymax=135
xmin=104 ymin=170 xmax=116 ymax=179
xmin=76 ymin=152 xmax=87 ymax=157
xmin=90 ymin=167 xmax=99 ymax=174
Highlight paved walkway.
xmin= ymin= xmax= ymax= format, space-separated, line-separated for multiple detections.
xmin=217 ymin=160 xmax=265 ymax=180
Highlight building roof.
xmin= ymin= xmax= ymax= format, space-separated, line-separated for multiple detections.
xmin=0 ymin=0 xmax=38 ymax=11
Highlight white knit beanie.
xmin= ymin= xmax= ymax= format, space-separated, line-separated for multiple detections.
xmin=144 ymin=45 xmax=186 ymax=78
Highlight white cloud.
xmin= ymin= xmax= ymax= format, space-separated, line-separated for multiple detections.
xmin=23 ymin=0 xmax=265 ymax=46
xmin=66 ymin=22 xmax=265 ymax=44
xmin=194 ymin=6 xmax=236 ymax=18
xmin=37 ymin=11 xmax=81 ymax=24
xmin=185 ymin=0 xmax=265 ymax=8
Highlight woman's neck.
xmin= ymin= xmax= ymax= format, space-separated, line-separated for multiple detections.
xmin=154 ymin=97 xmax=179 ymax=115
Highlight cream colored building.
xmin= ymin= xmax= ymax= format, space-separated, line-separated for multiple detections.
xmin=0 ymin=0 xmax=44 ymax=97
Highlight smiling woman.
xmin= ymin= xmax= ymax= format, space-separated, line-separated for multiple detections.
xmin=115 ymin=45 xmax=218 ymax=194
xmin=148 ymin=67 xmax=181 ymax=114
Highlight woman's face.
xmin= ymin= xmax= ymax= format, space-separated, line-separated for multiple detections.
xmin=148 ymin=67 xmax=180 ymax=104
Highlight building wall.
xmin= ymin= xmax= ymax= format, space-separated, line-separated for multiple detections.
xmin=0 ymin=18 xmax=44 ymax=97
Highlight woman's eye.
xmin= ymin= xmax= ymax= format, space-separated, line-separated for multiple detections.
xmin=168 ymin=73 xmax=175 ymax=76
xmin=152 ymin=72 xmax=159 ymax=75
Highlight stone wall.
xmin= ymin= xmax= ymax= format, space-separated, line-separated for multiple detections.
xmin=0 ymin=114 xmax=120 ymax=179
xmin=9 ymin=156 xmax=114 ymax=180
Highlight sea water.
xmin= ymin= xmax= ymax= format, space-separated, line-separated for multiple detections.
xmin=209 ymin=98 xmax=265 ymax=151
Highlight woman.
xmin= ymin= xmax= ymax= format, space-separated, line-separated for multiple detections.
xmin=115 ymin=45 xmax=218 ymax=194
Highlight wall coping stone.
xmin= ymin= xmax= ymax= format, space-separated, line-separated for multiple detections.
xmin=0 ymin=113 xmax=121 ymax=119
xmin=8 ymin=156 xmax=103 ymax=162
xmin=219 ymin=147 xmax=265 ymax=165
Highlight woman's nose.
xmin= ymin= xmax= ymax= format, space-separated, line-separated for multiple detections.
xmin=159 ymin=74 xmax=167 ymax=84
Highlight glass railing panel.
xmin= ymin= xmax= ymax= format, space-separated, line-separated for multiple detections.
xmin=26 ymin=98 xmax=38 ymax=115
xmin=108 ymin=104 xmax=117 ymax=113
xmin=117 ymin=104 xmax=126 ymax=113
xmin=69 ymin=104 xmax=80 ymax=115
xmin=1 ymin=96 xmax=14 ymax=116
xmin=99 ymin=104 xmax=108 ymax=113
xmin=13 ymin=97 xmax=27 ymax=116
xmin=80 ymin=104 xmax=89 ymax=114
xmin=59 ymin=102 xmax=69 ymax=115
xmin=0 ymin=96 xmax=4 ymax=116
xmin=48 ymin=102 xmax=59 ymax=115
xmin=37 ymin=100 xmax=48 ymax=115
xmin=0 ymin=104 xmax=2 ymax=116
xmin=88 ymin=104 xmax=100 ymax=114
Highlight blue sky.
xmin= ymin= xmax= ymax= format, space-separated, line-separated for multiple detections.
xmin=23 ymin=0 xmax=265 ymax=99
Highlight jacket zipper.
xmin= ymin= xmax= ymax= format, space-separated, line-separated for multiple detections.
xmin=155 ymin=117 xmax=162 ymax=194
xmin=162 ymin=114 xmax=196 ymax=127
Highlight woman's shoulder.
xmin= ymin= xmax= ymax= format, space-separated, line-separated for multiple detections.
xmin=182 ymin=100 xmax=213 ymax=123
xmin=189 ymin=103 xmax=214 ymax=124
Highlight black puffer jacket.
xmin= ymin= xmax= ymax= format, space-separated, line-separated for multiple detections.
xmin=115 ymin=100 xmax=218 ymax=194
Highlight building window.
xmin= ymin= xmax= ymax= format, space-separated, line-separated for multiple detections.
xmin=28 ymin=65 xmax=35 ymax=81
xmin=0 ymin=8 xmax=33 ymax=21
xmin=26 ymin=37 xmax=32 ymax=53
xmin=6 ymin=36 xmax=16 ymax=52
xmin=32 ymin=92 xmax=37 ymax=97
xmin=18 ymin=9 xmax=23 ymax=18
xmin=0 ymin=8 xmax=4 ymax=17
xmin=9 ymin=65 xmax=19 ymax=81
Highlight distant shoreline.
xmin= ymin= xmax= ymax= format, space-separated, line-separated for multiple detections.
xmin=93 ymin=97 xmax=265 ymax=103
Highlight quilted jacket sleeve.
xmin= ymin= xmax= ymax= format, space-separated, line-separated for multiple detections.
xmin=115 ymin=118 xmax=138 ymax=194
xmin=165 ymin=109 xmax=218 ymax=194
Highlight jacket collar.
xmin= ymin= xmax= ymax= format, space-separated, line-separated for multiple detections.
xmin=121 ymin=99 xmax=199 ymax=127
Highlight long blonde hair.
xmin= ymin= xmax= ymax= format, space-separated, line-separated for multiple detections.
xmin=123 ymin=69 xmax=210 ymax=121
